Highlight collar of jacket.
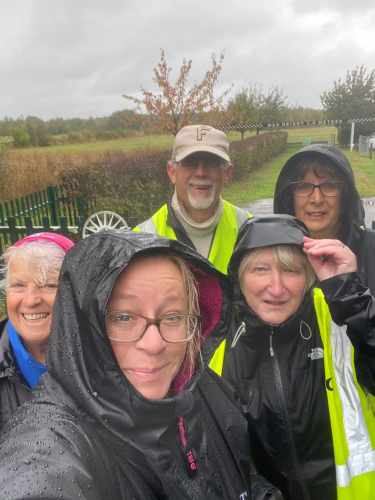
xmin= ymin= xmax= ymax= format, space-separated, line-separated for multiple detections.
xmin=233 ymin=290 xmax=315 ymax=349
xmin=42 ymin=231 xmax=231 ymax=456
xmin=166 ymin=198 xmax=196 ymax=249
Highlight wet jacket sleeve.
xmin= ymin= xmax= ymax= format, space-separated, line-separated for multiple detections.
xmin=320 ymin=272 xmax=375 ymax=393
xmin=0 ymin=409 xmax=118 ymax=500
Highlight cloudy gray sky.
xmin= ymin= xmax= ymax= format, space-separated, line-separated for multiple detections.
xmin=1 ymin=0 xmax=375 ymax=120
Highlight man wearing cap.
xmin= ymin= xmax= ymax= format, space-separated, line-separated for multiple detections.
xmin=135 ymin=125 xmax=250 ymax=274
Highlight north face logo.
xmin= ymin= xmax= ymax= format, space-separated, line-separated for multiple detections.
xmin=308 ymin=347 xmax=324 ymax=360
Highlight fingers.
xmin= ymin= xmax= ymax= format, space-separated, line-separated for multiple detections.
xmin=302 ymin=236 xmax=357 ymax=275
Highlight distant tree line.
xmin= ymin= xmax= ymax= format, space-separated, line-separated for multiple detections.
xmin=0 ymin=110 xmax=150 ymax=148
xmin=1 ymin=50 xmax=374 ymax=149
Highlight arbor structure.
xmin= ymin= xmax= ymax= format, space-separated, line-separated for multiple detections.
xmin=123 ymin=50 xmax=230 ymax=135
xmin=227 ymin=85 xmax=287 ymax=139
xmin=321 ymin=65 xmax=375 ymax=144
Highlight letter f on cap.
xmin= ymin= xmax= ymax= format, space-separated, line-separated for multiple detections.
xmin=196 ymin=126 xmax=210 ymax=142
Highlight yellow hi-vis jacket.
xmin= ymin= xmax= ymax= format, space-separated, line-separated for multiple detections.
xmin=134 ymin=200 xmax=249 ymax=274
xmin=209 ymin=288 xmax=375 ymax=499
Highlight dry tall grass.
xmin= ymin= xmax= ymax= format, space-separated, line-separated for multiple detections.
xmin=0 ymin=150 xmax=120 ymax=201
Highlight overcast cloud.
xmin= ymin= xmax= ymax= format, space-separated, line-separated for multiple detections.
xmin=1 ymin=0 xmax=375 ymax=119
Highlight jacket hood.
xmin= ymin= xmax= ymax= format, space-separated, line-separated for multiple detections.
xmin=228 ymin=214 xmax=309 ymax=279
xmin=273 ymin=143 xmax=365 ymax=235
xmin=44 ymin=231 xmax=230 ymax=446
xmin=227 ymin=215 xmax=311 ymax=335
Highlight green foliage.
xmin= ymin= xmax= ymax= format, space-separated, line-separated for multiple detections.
xmin=56 ymin=149 xmax=171 ymax=226
xmin=13 ymin=128 xmax=31 ymax=147
xmin=0 ymin=109 xmax=151 ymax=149
xmin=321 ymin=65 xmax=375 ymax=145
xmin=282 ymin=106 xmax=325 ymax=122
xmin=227 ymin=85 xmax=287 ymax=139
xmin=230 ymin=131 xmax=288 ymax=180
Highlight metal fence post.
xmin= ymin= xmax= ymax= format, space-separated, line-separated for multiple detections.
xmin=7 ymin=217 xmax=18 ymax=244
xmin=47 ymin=186 xmax=58 ymax=226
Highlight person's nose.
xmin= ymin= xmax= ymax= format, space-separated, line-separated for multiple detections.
xmin=268 ymin=270 xmax=285 ymax=296
xmin=136 ymin=323 xmax=166 ymax=353
xmin=193 ymin=160 xmax=209 ymax=176
xmin=310 ymin=185 xmax=324 ymax=203
xmin=23 ymin=285 xmax=44 ymax=306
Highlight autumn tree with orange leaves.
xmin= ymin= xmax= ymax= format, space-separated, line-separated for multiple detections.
xmin=123 ymin=50 xmax=230 ymax=135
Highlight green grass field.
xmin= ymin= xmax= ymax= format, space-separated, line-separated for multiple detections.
xmin=15 ymin=126 xmax=338 ymax=155
xmin=12 ymin=134 xmax=174 ymax=155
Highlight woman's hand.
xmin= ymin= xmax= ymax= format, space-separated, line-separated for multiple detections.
xmin=303 ymin=236 xmax=357 ymax=281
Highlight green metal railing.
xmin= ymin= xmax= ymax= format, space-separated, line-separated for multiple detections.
xmin=0 ymin=186 xmax=94 ymax=253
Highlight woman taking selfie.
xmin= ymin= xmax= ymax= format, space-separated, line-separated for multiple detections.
xmin=0 ymin=231 xmax=278 ymax=499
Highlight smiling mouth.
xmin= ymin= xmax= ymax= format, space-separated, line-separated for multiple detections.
xmin=189 ymin=183 xmax=212 ymax=190
xmin=22 ymin=313 xmax=50 ymax=320
xmin=125 ymin=366 xmax=166 ymax=377
xmin=264 ymin=300 xmax=287 ymax=306
xmin=307 ymin=211 xmax=326 ymax=217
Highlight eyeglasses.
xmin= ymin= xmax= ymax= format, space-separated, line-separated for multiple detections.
xmin=106 ymin=312 xmax=200 ymax=343
xmin=179 ymin=154 xmax=226 ymax=169
xmin=290 ymin=181 xmax=342 ymax=197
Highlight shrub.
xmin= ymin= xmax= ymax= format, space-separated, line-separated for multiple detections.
xmin=55 ymin=149 xmax=171 ymax=226
xmin=230 ymin=131 xmax=288 ymax=180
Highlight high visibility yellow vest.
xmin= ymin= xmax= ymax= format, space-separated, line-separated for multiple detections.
xmin=134 ymin=200 xmax=249 ymax=274
xmin=210 ymin=288 xmax=375 ymax=499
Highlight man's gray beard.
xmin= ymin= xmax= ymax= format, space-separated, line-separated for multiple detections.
xmin=187 ymin=187 xmax=216 ymax=210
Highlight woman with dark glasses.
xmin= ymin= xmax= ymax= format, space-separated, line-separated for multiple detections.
xmin=273 ymin=143 xmax=375 ymax=294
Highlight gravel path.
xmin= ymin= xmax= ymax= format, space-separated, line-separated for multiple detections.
xmin=245 ymin=197 xmax=375 ymax=230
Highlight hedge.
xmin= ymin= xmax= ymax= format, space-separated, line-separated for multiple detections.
xmin=1 ymin=131 xmax=288 ymax=227
xmin=230 ymin=131 xmax=288 ymax=180
xmin=56 ymin=150 xmax=171 ymax=227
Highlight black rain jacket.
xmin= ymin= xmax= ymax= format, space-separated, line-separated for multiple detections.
xmin=0 ymin=231 xmax=255 ymax=500
xmin=273 ymin=143 xmax=375 ymax=294
xmin=221 ymin=227 xmax=375 ymax=499
xmin=0 ymin=320 xmax=33 ymax=431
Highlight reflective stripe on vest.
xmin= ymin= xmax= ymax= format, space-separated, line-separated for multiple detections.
xmin=210 ymin=289 xmax=375 ymax=498
xmin=135 ymin=202 xmax=249 ymax=274
xmin=313 ymin=288 xmax=375 ymax=499
xmin=209 ymin=338 xmax=226 ymax=376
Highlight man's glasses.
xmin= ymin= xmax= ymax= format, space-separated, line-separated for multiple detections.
xmin=106 ymin=312 xmax=200 ymax=343
xmin=290 ymin=181 xmax=342 ymax=197
xmin=179 ymin=154 xmax=226 ymax=169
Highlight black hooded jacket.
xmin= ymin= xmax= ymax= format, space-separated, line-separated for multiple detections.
xmin=0 ymin=231 xmax=253 ymax=500
xmin=221 ymin=217 xmax=375 ymax=500
xmin=273 ymin=144 xmax=375 ymax=295
xmin=0 ymin=320 xmax=33 ymax=430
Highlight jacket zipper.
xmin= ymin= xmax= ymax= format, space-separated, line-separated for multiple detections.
xmin=269 ymin=328 xmax=311 ymax=500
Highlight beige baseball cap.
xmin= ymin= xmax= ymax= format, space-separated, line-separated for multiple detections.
xmin=172 ymin=124 xmax=230 ymax=163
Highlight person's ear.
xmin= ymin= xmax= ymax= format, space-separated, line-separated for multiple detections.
xmin=167 ymin=161 xmax=177 ymax=185
xmin=223 ymin=163 xmax=234 ymax=184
